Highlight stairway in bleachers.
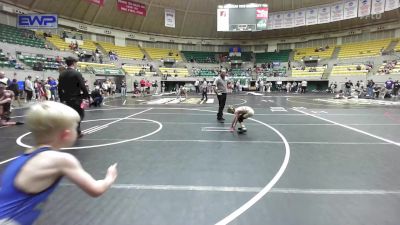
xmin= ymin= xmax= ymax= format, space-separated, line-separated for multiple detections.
xmin=386 ymin=39 xmax=400 ymax=52
xmin=331 ymin=46 xmax=341 ymax=60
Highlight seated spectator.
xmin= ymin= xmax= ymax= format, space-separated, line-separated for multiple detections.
xmin=55 ymin=56 xmax=62 ymax=63
xmin=14 ymin=63 xmax=24 ymax=70
xmin=90 ymin=86 xmax=103 ymax=107
xmin=0 ymin=81 xmax=23 ymax=127
xmin=61 ymin=30 xmax=67 ymax=39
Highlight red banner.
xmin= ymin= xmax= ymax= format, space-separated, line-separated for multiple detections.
xmin=117 ymin=0 xmax=147 ymax=16
xmin=86 ymin=0 xmax=104 ymax=6
xmin=256 ymin=7 xmax=269 ymax=19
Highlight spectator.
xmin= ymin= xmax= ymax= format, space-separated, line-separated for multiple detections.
xmin=367 ymin=80 xmax=375 ymax=98
xmin=194 ymin=79 xmax=200 ymax=93
xmin=286 ymin=82 xmax=291 ymax=93
xmin=91 ymin=86 xmax=103 ymax=107
xmin=0 ymin=71 xmax=9 ymax=87
xmin=24 ymin=76 xmax=34 ymax=102
xmin=140 ymin=78 xmax=146 ymax=94
xmin=330 ymin=82 xmax=336 ymax=93
xmin=48 ymin=77 xmax=58 ymax=101
xmin=0 ymin=81 xmax=23 ymax=127
xmin=393 ymin=80 xmax=399 ymax=99
xmin=121 ymin=80 xmax=127 ymax=97
xmin=301 ymin=80 xmax=307 ymax=94
xmin=344 ymin=80 xmax=353 ymax=97
xmin=200 ymin=78 xmax=208 ymax=101
xmin=383 ymin=78 xmax=394 ymax=99
xmin=8 ymin=79 xmax=21 ymax=107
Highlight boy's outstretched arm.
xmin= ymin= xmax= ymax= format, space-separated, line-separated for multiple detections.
xmin=59 ymin=153 xmax=118 ymax=197
xmin=230 ymin=113 xmax=239 ymax=131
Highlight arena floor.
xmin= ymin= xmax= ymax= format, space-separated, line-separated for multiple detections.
xmin=1 ymin=92 xmax=400 ymax=225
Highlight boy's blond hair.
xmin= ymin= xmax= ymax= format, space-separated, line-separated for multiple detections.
xmin=26 ymin=101 xmax=80 ymax=140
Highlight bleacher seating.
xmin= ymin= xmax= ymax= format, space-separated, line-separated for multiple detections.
xmin=257 ymin=68 xmax=287 ymax=77
xmin=159 ymin=67 xmax=189 ymax=77
xmin=145 ymin=48 xmax=182 ymax=61
xmin=46 ymin=35 xmax=70 ymax=51
xmin=0 ymin=51 xmax=13 ymax=68
xmin=98 ymin=42 xmax=143 ymax=59
xmin=46 ymin=35 xmax=98 ymax=52
xmin=231 ymin=68 xmax=250 ymax=77
xmin=193 ymin=68 xmax=218 ymax=77
xmin=0 ymin=24 xmax=45 ymax=48
xmin=331 ymin=64 xmax=370 ymax=76
xmin=338 ymin=39 xmax=391 ymax=58
xmin=394 ymin=40 xmax=400 ymax=52
xmin=80 ymin=40 xmax=97 ymax=51
xmin=240 ymin=52 xmax=253 ymax=61
xmin=294 ymin=46 xmax=334 ymax=61
xmin=77 ymin=62 xmax=124 ymax=75
xmin=291 ymin=66 xmax=326 ymax=77
xmin=122 ymin=65 xmax=156 ymax=76
xmin=255 ymin=50 xmax=290 ymax=63
xmin=182 ymin=51 xmax=216 ymax=63
xmin=377 ymin=61 xmax=400 ymax=75
xmin=18 ymin=54 xmax=62 ymax=70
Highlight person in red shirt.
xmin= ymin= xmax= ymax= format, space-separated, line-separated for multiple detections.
xmin=140 ymin=79 xmax=146 ymax=96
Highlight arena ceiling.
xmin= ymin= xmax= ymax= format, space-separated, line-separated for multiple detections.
xmin=4 ymin=0 xmax=400 ymax=39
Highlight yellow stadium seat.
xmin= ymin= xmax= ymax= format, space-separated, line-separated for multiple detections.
xmin=331 ymin=64 xmax=369 ymax=76
xmin=159 ymin=67 xmax=189 ymax=77
xmin=144 ymin=48 xmax=182 ymax=61
xmin=294 ymin=46 xmax=335 ymax=61
xmin=291 ymin=66 xmax=326 ymax=77
xmin=338 ymin=39 xmax=391 ymax=59
xmin=98 ymin=42 xmax=143 ymax=59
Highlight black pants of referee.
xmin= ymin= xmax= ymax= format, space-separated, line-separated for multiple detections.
xmin=217 ymin=93 xmax=227 ymax=120
xmin=64 ymin=99 xmax=84 ymax=135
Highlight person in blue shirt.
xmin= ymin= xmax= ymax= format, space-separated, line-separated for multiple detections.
xmin=47 ymin=77 xmax=58 ymax=101
xmin=0 ymin=101 xmax=118 ymax=225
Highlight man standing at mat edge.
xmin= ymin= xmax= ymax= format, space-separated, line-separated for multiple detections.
xmin=58 ymin=57 xmax=90 ymax=138
xmin=213 ymin=68 xmax=228 ymax=121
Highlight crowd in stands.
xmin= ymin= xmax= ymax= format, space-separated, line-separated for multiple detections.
xmin=0 ymin=51 xmax=24 ymax=70
xmin=189 ymin=56 xmax=214 ymax=63
xmin=350 ymin=63 xmax=373 ymax=72
xmin=314 ymin=45 xmax=330 ymax=52
xmin=192 ymin=68 xmax=219 ymax=76
xmin=378 ymin=60 xmax=398 ymax=75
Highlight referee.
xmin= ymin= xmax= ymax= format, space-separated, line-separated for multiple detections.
xmin=213 ymin=68 xmax=228 ymax=122
xmin=58 ymin=57 xmax=89 ymax=138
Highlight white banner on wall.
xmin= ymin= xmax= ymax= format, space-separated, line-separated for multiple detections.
xmin=267 ymin=13 xmax=275 ymax=30
xmin=294 ymin=9 xmax=306 ymax=27
xmin=343 ymin=0 xmax=359 ymax=19
xmin=371 ymin=0 xmax=385 ymax=14
xmin=330 ymin=2 xmax=344 ymax=21
xmin=283 ymin=11 xmax=294 ymax=28
xmin=273 ymin=13 xmax=284 ymax=29
xmin=358 ymin=0 xmax=372 ymax=16
xmin=217 ymin=9 xmax=229 ymax=31
xmin=164 ymin=9 xmax=175 ymax=28
xmin=318 ymin=5 xmax=331 ymax=24
xmin=385 ymin=0 xmax=400 ymax=11
xmin=306 ymin=7 xmax=318 ymax=25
